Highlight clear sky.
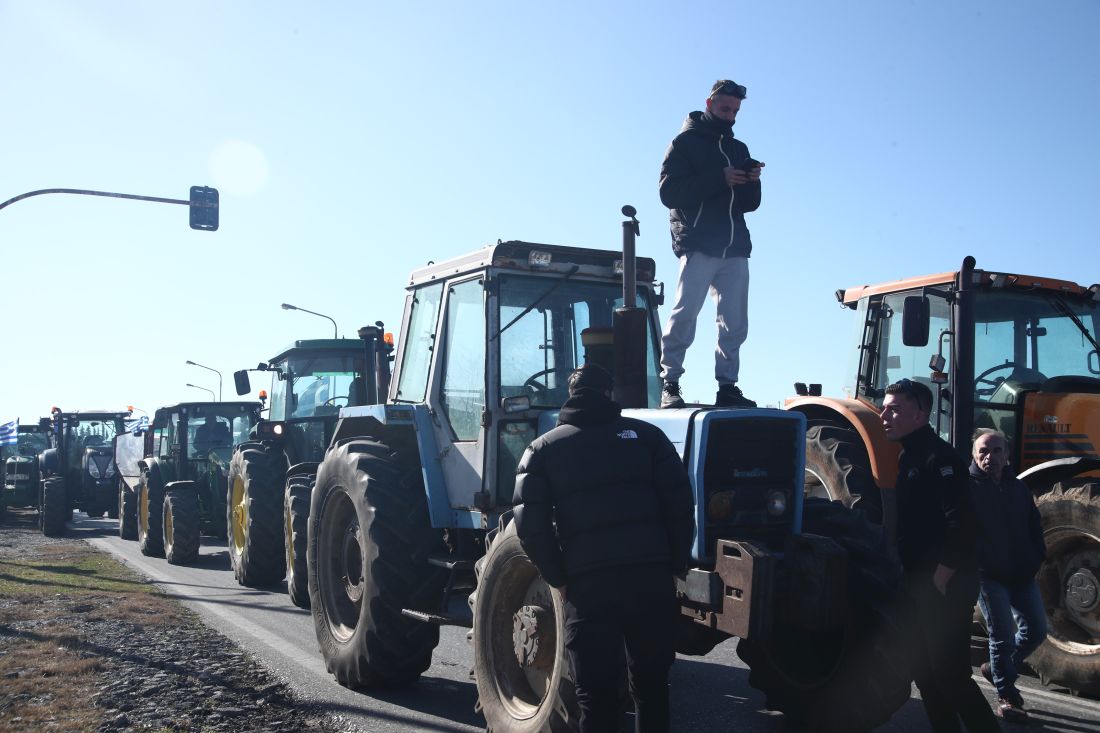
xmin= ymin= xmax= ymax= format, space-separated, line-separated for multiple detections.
xmin=2 ymin=1 xmax=1098 ymax=421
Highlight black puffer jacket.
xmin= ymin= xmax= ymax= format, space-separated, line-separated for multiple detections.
xmin=969 ymin=463 xmax=1046 ymax=585
xmin=659 ymin=111 xmax=761 ymax=259
xmin=511 ymin=391 xmax=695 ymax=588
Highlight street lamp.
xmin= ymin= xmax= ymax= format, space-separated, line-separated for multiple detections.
xmin=282 ymin=303 xmax=338 ymax=339
xmin=185 ymin=383 xmax=216 ymax=401
xmin=185 ymin=360 xmax=222 ymax=401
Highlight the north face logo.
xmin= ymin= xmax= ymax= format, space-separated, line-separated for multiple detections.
xmin=618 ymin=430 xmax=638 ymax=439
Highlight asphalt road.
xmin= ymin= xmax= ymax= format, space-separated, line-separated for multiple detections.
xmin=62 ymin=514 xmax=1100 ymax=733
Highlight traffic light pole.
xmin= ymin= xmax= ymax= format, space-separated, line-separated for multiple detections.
xmin=0 ymin=185 xmax=219 ymax=230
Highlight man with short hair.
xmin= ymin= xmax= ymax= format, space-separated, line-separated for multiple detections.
xmin=658 ymin=79 xmax=763 ymax=409
xmin=970 ymin=429 xmax=1047 ymax=722
xmin=879 ymin=379 xmax=999 ymax=732
xmin=513 ymin=364 xmax=694 ymax=732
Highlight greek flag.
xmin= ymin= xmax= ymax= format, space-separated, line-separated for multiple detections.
xmin=0 ymin=419 xmax=18 ymax=446
xmin=124 ymin=416 xmax=149 ymax=435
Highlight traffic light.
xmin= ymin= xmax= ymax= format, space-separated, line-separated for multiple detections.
xmin=189 ymin=186 xmax=219 ymax=231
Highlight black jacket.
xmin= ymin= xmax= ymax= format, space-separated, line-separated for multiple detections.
xmin=893 ymin=426 xmax=979 ymax=576
xmin=969 ymin=463 xmax=1046 ymax=585
xmin=511 ymin=391 xmax=695 ymax=588
xmin=659 ymin=111 xmax=761 ymax=259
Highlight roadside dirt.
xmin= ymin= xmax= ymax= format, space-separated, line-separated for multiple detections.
xmin=0 ymin=508 xmax=342 ymax=733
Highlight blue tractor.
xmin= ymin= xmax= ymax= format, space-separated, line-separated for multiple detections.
xmin=307 ymin=212 xmax=910 ymax=731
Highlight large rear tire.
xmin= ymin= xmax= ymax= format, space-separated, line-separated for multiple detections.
xmin=138 ymin=466 xmax=166 ymax=557
xmin=804 ymin=424 xmax=874 ymax=507
xmin=737 ymin=498 xmax=911 ymax=732
xmin=308 ymin=438 xmax=446 ymax=688
xmin=471 ymin=519 xmax=578 ymax=732
xmin=227 ymin=446 xmax=286 ymax=587
xmin=164 ymin=484 xmax=201 ymax=565
xmin=41 ymin=477 xmax=68 ymax=537
xmin=1028 ymin=480 xmax=1100 ymax=694
xmin=285 ymin=475 xmax=312 ymax=610
xmin=119 ymin=480 xmax=138 ymax=540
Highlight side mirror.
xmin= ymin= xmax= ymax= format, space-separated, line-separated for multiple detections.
xmin=902 ymin=296 xmax=930 ymax=347
xmin=233 ymin=370 xmax=251 ymax=396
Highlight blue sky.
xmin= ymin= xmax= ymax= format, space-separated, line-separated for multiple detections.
xmin=2 ymin=1 xmax=1098 ymax=420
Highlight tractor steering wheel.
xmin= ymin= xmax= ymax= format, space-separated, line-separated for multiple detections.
xmin=523 ymin=368 xmax=558 ymax=394
xmin=322 ymin=395 xmax=350 ymax=407
xmin=975 ymin=363 xmax=1016 ymax=397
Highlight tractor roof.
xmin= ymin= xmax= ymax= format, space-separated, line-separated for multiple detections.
xmin=839 ymin=267 xmax=1098 ymax=307
xmin=155 ymin=401 xmax=261 ymax=414
xmin=407 ymin=240 xmax=656 ymax=288
xmin=268 ymin=338 xmax=365 ymax=364
xmin=54 ymin=410 xmax=131 ymax=419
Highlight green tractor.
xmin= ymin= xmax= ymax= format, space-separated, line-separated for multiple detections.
xmin=229 ymin=330 xmax=392 ymax=603
xmin=38 ymin=408 xmax=131 ymax=536
xmin=2 ymin=421 xmax=50 ymax=516
xmin=118 ymin=402 xmax=261 ymax=564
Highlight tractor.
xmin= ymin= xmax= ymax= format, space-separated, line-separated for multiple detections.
xmin=229 ymin=331 xmax=392 ymax=605
xmin=788 ymin=255 xmax=1100 ymax=694
xmin=2 ymin=420 xmax=50 ymax=515
xmin=118 ymin=401 xmax=261 ymax=564
xmin=38 ymin=408 xmax=131 ymax=536
xmin=305 ymin=212 xmax=911 ymax=731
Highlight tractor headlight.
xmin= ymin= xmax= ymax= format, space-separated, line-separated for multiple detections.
xmin=105 ymin=463 xmax=116 ymax=478
xmin=87 ymin=462 xmax=101 ymax=479
xmin=765 ymin=490 xmax=788 ymax=517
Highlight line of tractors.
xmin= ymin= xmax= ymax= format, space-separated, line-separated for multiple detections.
xmin=6 ymin=212 xmax=1100 ymax=730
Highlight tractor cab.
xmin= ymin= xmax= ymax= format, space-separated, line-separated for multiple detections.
xmin=2 ymin=422 xmax=51 ymax=511
xmin=39 ymin=408 xmax=131 ymax=522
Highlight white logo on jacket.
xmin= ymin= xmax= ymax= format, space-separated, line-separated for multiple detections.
xmin=618 ymin=429 xmax=638 ymax=439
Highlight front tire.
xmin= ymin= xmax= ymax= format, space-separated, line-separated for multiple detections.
xmin=119 ymin=480 xmax=138 ymax=540
xmin=308 ymin=438 xmax=446 ymax=688
xmin=138 ymin=467 xmax=166 ymax=557
xmin=804 ymin=424 xmax=874 ymax=507
xmin=285 ymin=475 xmax=312 ymax=609
xmin=1028 ymin=480 xmax=1100 ymax=694
xmin=164 ymin=485 xmax=201 ymax=565
xmin=41 ymin=477 xmax=68 ymax=537
xmin=227 ymin=446 xmax=286 ymax=587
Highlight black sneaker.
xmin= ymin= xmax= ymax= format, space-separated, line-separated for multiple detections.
xmin=716 ymin=384 xmax=756 ymax=408
xmin=661 ymin=381 xmax=685 ymax=409
xmin=996 ymin=697 xmax=1029 ymax=722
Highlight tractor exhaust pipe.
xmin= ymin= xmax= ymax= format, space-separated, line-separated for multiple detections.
xmin=613 ymin=205 xmax=649 ymax=408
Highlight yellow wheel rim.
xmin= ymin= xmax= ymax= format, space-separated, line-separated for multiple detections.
xmin=139 ymin=486 xmax=149 ymax=538
xmin=231 ymin=475 xmax=248 ymax=555
xmin=164 ymin=501 xmax=175 ymax=552
xmin=285 ymin=501 xmax=295 ymax=571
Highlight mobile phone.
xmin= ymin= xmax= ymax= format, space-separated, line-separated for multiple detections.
xmin=736 ymin=158 xmax=761 ymax=172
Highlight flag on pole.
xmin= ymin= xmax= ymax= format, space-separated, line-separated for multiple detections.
xmin=124 ymin=416 xmax=149 ymax=435
xmin=0 ymin=419 xmax=18 ymax=446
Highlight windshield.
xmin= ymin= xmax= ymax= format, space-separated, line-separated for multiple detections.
xmin=185 ymin=404 xmax=259 ymax=458
xmin=18 ymin=432 xmax=48 ymax=454
xmin=497 ymin=274 xmax=661 ymax=408
xmin=270 ymin=350 xmax=368 ymax=420
xmin=65 ymin=418 xmax=123 ymax=450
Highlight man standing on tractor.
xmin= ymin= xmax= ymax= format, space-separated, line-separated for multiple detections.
xmin=657 ymin=79 xmax=763 ymax=409
xmin=970 ymin=429 xmax=1047 ymax=722
xmin=875 ymin=379 xmax=1000 ymax=732
xmin=512 ymin=364 xmax=694 ymax=732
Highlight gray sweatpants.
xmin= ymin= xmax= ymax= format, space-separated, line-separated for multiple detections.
xmin=659 ymin=251 xmax=749 ymax=385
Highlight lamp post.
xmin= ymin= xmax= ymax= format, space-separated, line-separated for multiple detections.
xmin=185 ymin=360 xmax=222 ymax=401
xmin=185 ymin=383 xmax=216 ymax=401
xmin=282 ymin=303 xmax=338 ymax=338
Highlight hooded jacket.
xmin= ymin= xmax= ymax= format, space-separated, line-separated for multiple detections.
xmin=511 ymin=390 xmax=695 ymax=588
xmin=659 ymin=111 xmax=761 ymax=259
xmin=969 ymin=462 xmax=1046 ymax=585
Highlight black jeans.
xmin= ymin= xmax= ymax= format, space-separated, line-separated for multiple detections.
xmin=907 ymin=572 xmax=1001 ymax=733
xmin=564 ymin=563 xmax=677 ymax=733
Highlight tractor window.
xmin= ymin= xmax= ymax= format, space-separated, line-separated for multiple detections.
xmin=284 ymin=351 xmax=367 ymax=418
xmin=395 ymin=283 xmax=444 ymax=404
xmin=441 ymin=279 xmax=486 ymax=441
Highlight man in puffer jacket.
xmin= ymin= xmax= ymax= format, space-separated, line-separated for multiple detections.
xmin=513 ymin=364 xmax=694 ymax=733
xmin=970 ymin=429 xmax=1047 ymax=722
xmin=658 ymin=79 xmax=763 ymax=410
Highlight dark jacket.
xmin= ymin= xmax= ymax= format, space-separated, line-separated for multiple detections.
xmin=893 ymin=425 xmax=979 ymax=576
xmin=659 ymin=111 xmax=761 ymax=259
xmin=969 ymin=462 xmax=1046 ymax=585
xmin=511 ymin=391 xmax=695 ymax=588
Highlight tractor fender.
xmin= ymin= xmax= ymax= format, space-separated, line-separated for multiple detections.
xmin=786 ymin=396 xmax=900 ymax=489
xmin=164 ymin=480 xmax=197 ymax=493
xmin=1018 ymin=456 xmax=1100 ymax=493
xmin=287 ymin=461 xmax=320 ymax=479
xmin=40 ymin=448 xmax=61 ymax=477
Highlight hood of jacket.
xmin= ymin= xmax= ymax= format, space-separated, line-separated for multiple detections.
xmin=681 ymin=110 xmax=735 ymax=138
xmin=557 ymin=391 xmax=622 ymax=428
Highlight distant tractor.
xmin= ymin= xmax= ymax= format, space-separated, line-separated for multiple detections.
xmin=306 ymin=225 xmax=910 ymax=731
xmin=229 ymin=331 xmax=392 ymax=604
xmin=788 ymin=256 xmax=1100 ymax=694
xmin=120 ymin=401 xmax=261 ymax=564
xmin=38 ymin=408 xmax=131 ymax=536
xmin=2 ymin=421 xmax=50 ymax=515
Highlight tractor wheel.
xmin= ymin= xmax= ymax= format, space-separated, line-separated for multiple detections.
xmin=138 ymin=467 xmax=166 ymax=557
xmin=227 ymin=446 xmax=286 ymax=586
xmin=737 ymin=498 xmax=911 ymax=732
xmin=107 ymin=490 xmax=119 ymax=519
xmin=1027 ymin=480 xmax=1100 ymax=694
xmin=804 ymin=424 xmax=875 ymax=507
xmin=471 ymin=519 xmax=578 ymax=732
xmin=308 ymin=439 xmax=446 ymax=688
xmin=285 ymin=475 xmax=312 ymax=610
xmin=164 ymin=484 xmax=201 ymax=565
xmin=41 ymin=477 xmax=68 ymax=537
xmin=118 ymin=481 xmax=138 ymax=540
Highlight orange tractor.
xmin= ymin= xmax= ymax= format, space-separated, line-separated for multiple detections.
xmin=787 ymin=255 xmax=1100 ymax=694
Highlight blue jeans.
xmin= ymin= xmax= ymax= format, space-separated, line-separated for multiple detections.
xmin=977 ymin=575 xmax=1048 ymax=697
